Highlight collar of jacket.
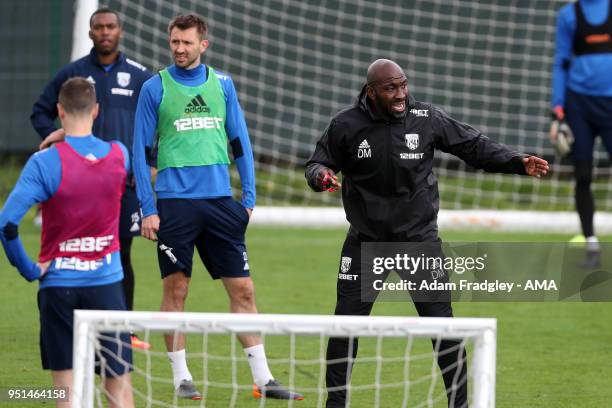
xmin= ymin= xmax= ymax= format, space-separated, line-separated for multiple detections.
xmin=88 ymin=47 xmax=126 ymax=68
xmin=355 ymin=83 xmax=415 ymax=123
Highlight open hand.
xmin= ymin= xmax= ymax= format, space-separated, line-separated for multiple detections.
xmin=522 ymin=156 xmax=549 ymax=178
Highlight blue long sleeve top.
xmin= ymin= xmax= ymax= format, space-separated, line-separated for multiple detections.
xmin=0 ymin=136 xmax=129 ymax=289
xmin=552 ymin=0 xmax=612 ymax=108
xmin=133 ymin=64 xmax=256 ymax=217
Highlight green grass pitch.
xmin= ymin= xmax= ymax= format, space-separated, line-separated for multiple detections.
xmin=1 ymin=211 xmax=611 ymax=407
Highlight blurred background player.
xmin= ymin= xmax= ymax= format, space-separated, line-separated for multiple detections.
xmin=0 ymin=77 xmax=134 ymax=408
xmin=306 ymin=59 xmax=549 ymax=408
xmin=133 ymin=13 xmax=303 ymax=400
xmin=30 ymin=7 xmax=153 ymax=345
xmin=550 ymin=0 xmax=612 ymax=267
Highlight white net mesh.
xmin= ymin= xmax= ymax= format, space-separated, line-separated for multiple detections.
xmin=72 ymin=312 xmax=496 ymax=408
xmin=96 ymin=0 xmax=612 ymax=212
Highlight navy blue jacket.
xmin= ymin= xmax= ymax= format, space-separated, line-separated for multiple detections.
xmin=30 ymin=48 xmax=152 ymax=155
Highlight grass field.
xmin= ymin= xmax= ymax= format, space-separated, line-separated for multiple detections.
xmin=1 ymin=208 xmax=611 ymax=407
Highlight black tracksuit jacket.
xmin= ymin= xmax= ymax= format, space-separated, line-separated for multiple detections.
xmin=305 ymin=86 xmax=527 ymax=241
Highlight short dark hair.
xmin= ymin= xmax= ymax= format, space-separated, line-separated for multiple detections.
xmin=58 ymin=77 xmax=96 ymax=115
xmin=89 ymin=7 xmax=121 ymax=27
xmin=168 ymin=14 xmax=208 ymax=39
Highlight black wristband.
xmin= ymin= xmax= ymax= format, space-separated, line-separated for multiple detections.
xmin=3 ymin=222 xmax=18 ymax=240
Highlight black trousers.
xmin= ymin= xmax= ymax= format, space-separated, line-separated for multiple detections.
xmin=326 ymin=230 xmax=468 ymax=408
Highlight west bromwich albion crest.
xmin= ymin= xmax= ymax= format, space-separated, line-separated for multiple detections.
xmin=341 ymin=256 xmax=352 ymax=273
xmin=405 ymin=133 xmax=419 ymax=150
xmin=117 ymin=72 xmax=131 ymax=87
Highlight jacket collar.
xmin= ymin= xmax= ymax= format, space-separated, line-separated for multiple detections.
xmin=356 ymin=83 xmax=415 ymax=122
xmin=89 ymin=48 xmax=126 ymax=68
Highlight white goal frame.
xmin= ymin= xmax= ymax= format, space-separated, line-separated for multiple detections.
xmin=72 ymin=310 xmax=496 ymax=408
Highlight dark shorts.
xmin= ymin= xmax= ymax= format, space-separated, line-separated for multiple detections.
xmin=119 ymin=186 xmax=142 ymax=239
xmin=37 ymin=282 xmax=132 ymax=376
xmin=566 ymin=89 xmax=612 ymax=162
xmin=336 ymin=228 xmax=452 ymax=308
xmin=156 ymin=197 xmax=250 ymax=279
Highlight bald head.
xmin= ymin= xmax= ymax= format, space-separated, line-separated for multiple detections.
xmin=366 ymin=59 xmax=408 ymax=119
xmin=366 ymin=59 xmax=405 ymax=85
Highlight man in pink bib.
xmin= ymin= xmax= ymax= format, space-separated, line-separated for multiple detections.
xmin=0 ymin=77 xmax=134 ymax=408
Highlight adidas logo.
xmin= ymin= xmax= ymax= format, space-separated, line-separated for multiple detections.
xmin=184 ymin=95 xmax=210 ymax=114
xmin=358 ymin=139 xmax=371 ymax=159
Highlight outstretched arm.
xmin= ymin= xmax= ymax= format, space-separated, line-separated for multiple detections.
xmin=432 ymin=106 xmax=546 ymax=176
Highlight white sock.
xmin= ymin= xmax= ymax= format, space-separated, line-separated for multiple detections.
xmin=244 ymin=344 xmax=274 ymax=387
xmin=586 ymin=236 xmax=600 ymax=252
xmin=168 ymin=349 xmax=192 ymax=390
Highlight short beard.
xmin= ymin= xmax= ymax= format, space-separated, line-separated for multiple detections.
xmin=389 ymin=109 xmax=406 ymax=119
xmin=174 ymin=55 xmax=198 ymax=69
xmin=95 ymin=45 xmax=116 ymax=56
xmin=374 ymin=93 xmax=406 ymax=119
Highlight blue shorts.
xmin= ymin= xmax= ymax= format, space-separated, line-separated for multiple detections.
xmin=156 ymin=197 xmax=250 ymax=279
xmin=37 ymin=281 xmax=132 ymax=376
xmin=119 ymin=186 xmax=142 ymax=238
xmin=566 ymin=89 xmax=612 ymax=162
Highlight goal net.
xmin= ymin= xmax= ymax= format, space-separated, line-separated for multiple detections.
xmin=72 ymin=0 xmax=612 ymax=230
xmin=72 ymin=310 xmax=496 ymax=407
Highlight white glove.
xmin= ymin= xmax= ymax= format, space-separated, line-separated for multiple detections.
xmin=549 ymin=107 xmax=573 ymax=157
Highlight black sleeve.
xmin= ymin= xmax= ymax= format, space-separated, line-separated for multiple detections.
xmin=145 ymin=146 xmax=158 ymax=168
xmin=304 ymin=118 xmax=343 ymax=191
xmin=431 ymin=105 xmax=526 ymax=175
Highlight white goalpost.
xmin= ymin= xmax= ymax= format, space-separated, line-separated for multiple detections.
xmin=72 ymin=310 xmax=496 ymax=408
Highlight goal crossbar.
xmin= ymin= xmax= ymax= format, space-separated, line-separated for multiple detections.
xmin=74 ymin=310 xmax=495 ymax=337
xmin=72 ymin=311 xmax=496 ymax=407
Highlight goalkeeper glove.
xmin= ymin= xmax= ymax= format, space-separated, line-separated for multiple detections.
xmin=549 ymin=106 xmax=573 ymax=157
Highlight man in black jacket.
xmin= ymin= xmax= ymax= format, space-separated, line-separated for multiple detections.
xmin=305 ymin=59 xmax=548 ymax=408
